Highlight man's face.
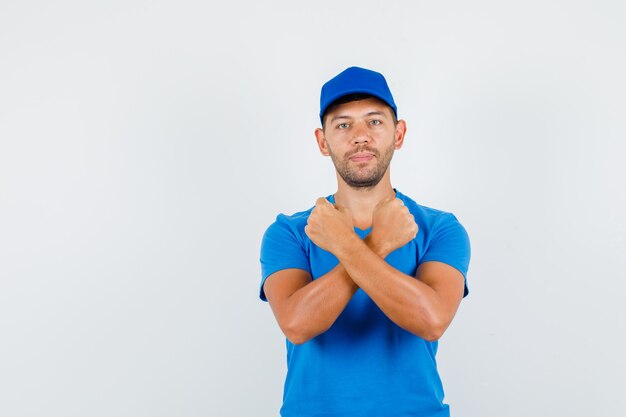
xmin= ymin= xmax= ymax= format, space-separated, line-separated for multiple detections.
xmin=316 ymin=97 xmax=405 ymax=189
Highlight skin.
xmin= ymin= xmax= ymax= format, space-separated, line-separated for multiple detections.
xmin=264 ymin=98 xmax=465 ymax=344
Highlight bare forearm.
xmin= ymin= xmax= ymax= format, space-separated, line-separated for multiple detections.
xmin=281 ymin=264 xmax=358 ymax=344
xmin=337 ymin=236 xmax=447 ymax=341
xmin=301 ymin=196 xmax=462 ymax=341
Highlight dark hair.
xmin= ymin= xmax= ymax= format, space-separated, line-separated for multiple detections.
xmin=321 ymin=93 xmax=398 ymax=128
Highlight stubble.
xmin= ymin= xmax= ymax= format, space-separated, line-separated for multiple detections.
xmin=328 ymin=142 xmax=396 ymax=190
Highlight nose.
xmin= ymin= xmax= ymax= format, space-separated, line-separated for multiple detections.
xmin=351 ymin=121 xmax=371 ymax=145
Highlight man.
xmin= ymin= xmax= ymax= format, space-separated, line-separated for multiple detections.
xmin=259 ymin=66 xmax=470 ymax=417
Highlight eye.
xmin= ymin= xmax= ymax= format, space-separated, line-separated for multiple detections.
xmin=370 ymin=119 xmax=382 ymax=126
xmin=337 ymin=123 xmax=350 ymax=129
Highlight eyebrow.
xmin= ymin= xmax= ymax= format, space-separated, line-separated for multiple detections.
xmin=330 ymin=111 xmax=388 ymax=123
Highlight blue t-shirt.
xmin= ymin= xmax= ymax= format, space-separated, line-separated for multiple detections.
xmin=260 ymin=190 xmax=470 ymax=417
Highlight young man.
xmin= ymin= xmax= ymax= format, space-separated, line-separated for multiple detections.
xmin=259 ymin=67 xmax=471 ymax=417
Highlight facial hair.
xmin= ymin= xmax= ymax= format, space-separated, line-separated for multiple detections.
xmin=328 ymin=142 xmax=395 ymax=189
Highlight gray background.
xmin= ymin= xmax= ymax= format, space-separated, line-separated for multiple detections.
xmin=1 ymin=1 xmax=625 ymax=416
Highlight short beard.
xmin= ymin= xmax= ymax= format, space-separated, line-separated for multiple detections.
xmin=328 ymin=142 xmax=395 ymax=190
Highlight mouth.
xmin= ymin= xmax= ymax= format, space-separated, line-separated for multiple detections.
xmin=348 ymin=152 xmax=375 ymax=162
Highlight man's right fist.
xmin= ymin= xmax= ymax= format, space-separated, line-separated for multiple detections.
xmin=367 ymin=197 xmax=418 ymax=257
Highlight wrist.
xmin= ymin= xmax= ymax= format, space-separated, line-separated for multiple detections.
xmin=364 ymin=235 xmax=389 ymax=258
xmin=333 ymin=232 xmax=366 ymax=260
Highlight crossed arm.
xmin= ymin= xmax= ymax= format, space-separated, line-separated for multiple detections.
xmin=263 ymin=198 xmax=465 ymax=345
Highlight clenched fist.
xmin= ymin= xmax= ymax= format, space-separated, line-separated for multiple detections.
xmin=305 ymin=198 xmax=357 ymax=254
xmin=366 ymin=197 xmax=418 ymax=257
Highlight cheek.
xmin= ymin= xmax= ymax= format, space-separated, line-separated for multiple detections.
xmin=323 ymin=141 xmax=340 ymax=157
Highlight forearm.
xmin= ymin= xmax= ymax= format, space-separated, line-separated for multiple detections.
xmin=337 ymin=236 xmax=448 ymax=341
xmin=281 ymin=264 xmax=357 ymax=344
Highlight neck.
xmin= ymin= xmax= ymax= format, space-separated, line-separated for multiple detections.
xmin=333 ymin=176 xmax=396 ymax=229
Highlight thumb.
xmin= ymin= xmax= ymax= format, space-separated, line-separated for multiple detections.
xmin=334 ymin=204 xmax=352 ymax=214
xmin=316 ymin=197 xmax=331 ymax=207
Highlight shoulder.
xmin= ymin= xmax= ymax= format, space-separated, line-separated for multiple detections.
xmin=260 ymin=204 xmax=318 ymax=300
xmin=263 ymin=194 xmax=335 ymax=237
xmin=395 ymin=190 xmax=464 ymax=233
xmin=396 ymin=190 xmax=471 ymax=282
xmin=266 ymin=206 xmax=313 ymax=236
xmin=276 ymin=207 xmax=314 ymax=228
xmin=261 ymin=201 xmax=320 ymax=249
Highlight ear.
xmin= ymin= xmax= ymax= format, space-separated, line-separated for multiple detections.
xmin=314 ymin=128 xmax=331 ymax=156
xmin=393 ymin=120 xmax=407 ymax=150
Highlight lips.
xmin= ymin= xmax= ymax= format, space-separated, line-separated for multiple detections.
xmin=349 ymin=152 xmax=375 ymax=162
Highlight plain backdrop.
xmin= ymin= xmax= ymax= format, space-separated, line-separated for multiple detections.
xmin=1 ymin=1 xmax=625 ymax=416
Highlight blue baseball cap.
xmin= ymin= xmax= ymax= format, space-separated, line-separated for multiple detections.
xmin=319 ymin=66 xmax=397 ymax=123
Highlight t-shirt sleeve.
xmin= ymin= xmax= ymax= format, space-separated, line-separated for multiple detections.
xmin=259 ymin=215 xmax=311 ymax=302
xmin=420 ymin=213 xmax=471 ymax=297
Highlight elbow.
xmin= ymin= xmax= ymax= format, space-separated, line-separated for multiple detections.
xmin=286 ymin=334 xmax=309 ymax=345
xmin=407 ymin=314 xmax=448 ymax=342
xmin=422 ymin=315 xmax=446 ymax=341
xmin=421 ymin=326 xmax=444 ymax=342
xmin=283 ymin=325 xmax=308 ymax=345
xmin=282 ymin=319 xmax=320 ymax=345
